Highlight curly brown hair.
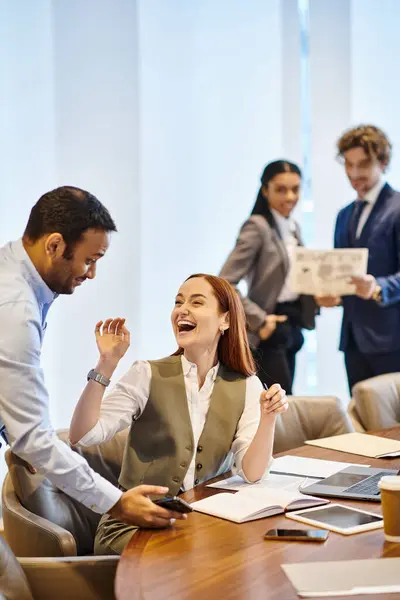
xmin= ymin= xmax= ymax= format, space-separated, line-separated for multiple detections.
xmin=337 ymin=124 xmax=392 ymax=168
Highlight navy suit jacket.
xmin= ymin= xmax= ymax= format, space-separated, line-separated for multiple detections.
xmin=335 ymin=183 xmax=400 ymax=354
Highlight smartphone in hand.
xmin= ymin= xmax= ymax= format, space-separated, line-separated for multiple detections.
xmin=154 ymin=496 xmax=193 ymax=514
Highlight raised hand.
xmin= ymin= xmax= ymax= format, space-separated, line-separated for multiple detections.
xmin=95 ymin=318 xmax=130 ymax=371
xmin=259 ymin=383 xmax=288 ymax=418
xmin=258 ymin=314 xmax=288 ymax=341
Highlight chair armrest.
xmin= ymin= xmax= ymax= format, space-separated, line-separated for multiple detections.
xmin=2 ymin=474 xmax=77 ymax=557
xmin=19 ymin=556 xmax=119 ymax=600
xmin=352 ymin=373 xmax=400 ymax=431
xmin=347 ymin=398 xmax=366 ymax=432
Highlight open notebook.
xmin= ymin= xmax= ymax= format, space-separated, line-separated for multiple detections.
xmin=191 ymin=488 xmax=329 ymax=523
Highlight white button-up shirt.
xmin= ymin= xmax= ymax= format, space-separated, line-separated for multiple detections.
xmin=78 ymin=355 xmax=265 ymax=490
xmin=271 ymin=209 xmax=299 ymax=303
xmin=356 ymin=178 xmax=386 ymax=238
xmin=0 ymin=239 xmax=122 ymax=514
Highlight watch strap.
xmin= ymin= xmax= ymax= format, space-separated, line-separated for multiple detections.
xmin=87 ymin=369 xmax=111 ymax=387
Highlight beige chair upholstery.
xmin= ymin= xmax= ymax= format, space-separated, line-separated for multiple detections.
xmin=351 ymin=373 xmax=400 ymax=431
xmin=2 ymin=429 xmax=129 ymax=557
xmin=0 ymin=533 xmax=118 ymax=600
xmin=273 ymin=395 xmax=354 ymax=454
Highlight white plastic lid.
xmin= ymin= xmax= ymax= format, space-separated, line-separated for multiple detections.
xmin=379 ymin=476 xmax=400 ymax=491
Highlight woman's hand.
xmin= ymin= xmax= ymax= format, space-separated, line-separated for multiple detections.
xmin=258 ymin=314 xmax=287 ymax=341
xmin=314 ymin=295 xmax=341 ymax=307
xmin=95 ymin=318 xmax=130 ymax=375
xmin=260 ymin=383 xmax=288 ymax=417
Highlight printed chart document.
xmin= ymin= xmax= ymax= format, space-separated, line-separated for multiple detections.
xmin=290 ymin=248 xmax=368 ymax=296
xmin=305 ymin=432 xmax=400 ymax=459
xmin=191 ymin=488 xmax=328 ymax=523
xmin=282 ymin=557 xmax=400 ymax=597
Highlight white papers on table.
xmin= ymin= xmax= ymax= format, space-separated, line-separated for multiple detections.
xmin=270 ymin=455 xmax=370 ymax=479
xmin=290 ymin=247 xmax=368 ymax=296
xmin=207 ymin=473 xmax=306 ymax=492
xmin=282 ymin=558 xmax=400 ymax=597
xmin=207 ymin=456 xmax=370 ymax=492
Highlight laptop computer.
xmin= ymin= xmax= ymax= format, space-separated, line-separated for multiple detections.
xmin=301 ymin=465 xmax=399 ymax=502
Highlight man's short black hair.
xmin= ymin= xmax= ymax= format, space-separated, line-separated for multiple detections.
xmin=23 ymin=186 xmax=117 ymax=256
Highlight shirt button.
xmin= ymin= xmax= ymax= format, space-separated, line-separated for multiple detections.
xmin=172 ymin=476 xmax=180 ymax=483
xmin=194 ymin=479 xmax=200 ymax=485
xmin=196 ymin=463 xmax=202 ymax=470
xmin=197 ymin=446 xmax=203 ymax=453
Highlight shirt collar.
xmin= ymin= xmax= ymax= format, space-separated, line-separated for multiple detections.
xmin=181 ymin=354 xmax=219 ymax=382
xmin=12 ymin=239 xmax=57 ymax=306
xmin=361 ymin=178 xmax=386 ymax=205
xmin=270 ymin=208 xmax=296 ymax=236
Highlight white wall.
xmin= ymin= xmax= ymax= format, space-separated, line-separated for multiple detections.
xmin=351 ymin=0 xmax=400 ymax=189
xmin=137 ymin=0 xmax=287 ymax=358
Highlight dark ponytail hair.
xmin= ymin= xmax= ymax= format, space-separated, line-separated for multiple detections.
xmin=251 ymin=160 xmax=302 ymax=218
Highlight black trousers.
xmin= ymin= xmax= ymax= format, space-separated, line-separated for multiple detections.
xmin=344 ymin=327 xmax=400 ymax=393
xmin=252 ymin=301 xmax=304 ymax=394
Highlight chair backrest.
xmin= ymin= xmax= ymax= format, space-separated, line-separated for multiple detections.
xmin=6 ymin=429 xmax=129 ymax=556
xmin=352 ymin=373 xmax=400 ymax=431
xmin=0 ymin=534 xmax=33 ymax=600
xmin=273 ymin=395 xmax=354 ymax=454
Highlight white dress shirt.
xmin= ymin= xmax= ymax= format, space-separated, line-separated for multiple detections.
xmin=271 ymin=209 xmax=299 ymax=303
xmin=78 ymin=355 xmax=266 ymax=490
xmin=356 ymin=178 xmax=386 ymax=238
xmin=0 ymin=240 xmax=122 ymax=514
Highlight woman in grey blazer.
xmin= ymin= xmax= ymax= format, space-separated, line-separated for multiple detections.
xmin=220 ymin=160 xmax=317 ymax=394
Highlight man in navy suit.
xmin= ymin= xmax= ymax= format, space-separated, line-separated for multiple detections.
xmin=317 ymin=125 xmax=400 ymax=392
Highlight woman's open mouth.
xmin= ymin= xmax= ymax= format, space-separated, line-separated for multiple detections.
xmin=177 ymin=320 xmax=197 ymax=335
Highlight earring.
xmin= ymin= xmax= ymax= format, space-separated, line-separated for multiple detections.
xmin=220 ymin=326 xmax=225 ymax=336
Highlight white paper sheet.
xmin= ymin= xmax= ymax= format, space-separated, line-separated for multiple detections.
xmin=270 ymin=455 xmax=370 ymax=479
xmin=290 ymin=247 xmax=368 ymax=296
xmin=207 ymin=473 xmax=306 ymax=492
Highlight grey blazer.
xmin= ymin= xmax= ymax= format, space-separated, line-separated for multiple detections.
xmin=220 ymin=214 xmax=317 ymax=347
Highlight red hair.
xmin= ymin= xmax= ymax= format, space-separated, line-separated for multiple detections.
xmin=173 ymin=273 xmax=255 ymax=377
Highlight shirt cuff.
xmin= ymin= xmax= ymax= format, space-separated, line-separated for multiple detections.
xmin=82 ymin=474 xmax=123 ymax=514
xmin=72 ymin=422 xmax=104 ymax=448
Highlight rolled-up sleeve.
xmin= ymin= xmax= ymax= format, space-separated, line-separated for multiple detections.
xmin=0 ymin=301 xmax=121 ymax=514
xmin=231 ymin=375 xmax=272 ymax=481
xmin=78 ymin=360 xmax=151 ymax=447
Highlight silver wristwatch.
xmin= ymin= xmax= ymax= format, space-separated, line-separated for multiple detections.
xmin=87 ymin=369 xmax=111 ymax=387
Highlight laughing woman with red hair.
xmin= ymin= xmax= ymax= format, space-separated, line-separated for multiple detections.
xmin=69 ymin=273 xmax=288 ymax=555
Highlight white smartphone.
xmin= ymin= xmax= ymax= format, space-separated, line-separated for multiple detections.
xmin=286 ymin=503 xmax=383 ymax=535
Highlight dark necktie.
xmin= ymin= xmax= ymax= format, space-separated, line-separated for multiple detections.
xmin=349 ymin=200 xmax=368 ymax=246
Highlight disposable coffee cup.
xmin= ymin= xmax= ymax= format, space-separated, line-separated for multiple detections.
xmin=379 ymin=476 xmax=400 ymax=542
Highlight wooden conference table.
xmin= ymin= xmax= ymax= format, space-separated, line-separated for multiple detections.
xmin=115 ymin=427 xmax=400 ymax=600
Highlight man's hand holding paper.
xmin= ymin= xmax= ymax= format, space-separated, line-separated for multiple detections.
xmin=290 ymin=247 xmax=369 ymax=297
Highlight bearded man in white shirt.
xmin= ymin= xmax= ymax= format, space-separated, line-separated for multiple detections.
xmin=0 ymin=186 xmax=185 ymax=532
